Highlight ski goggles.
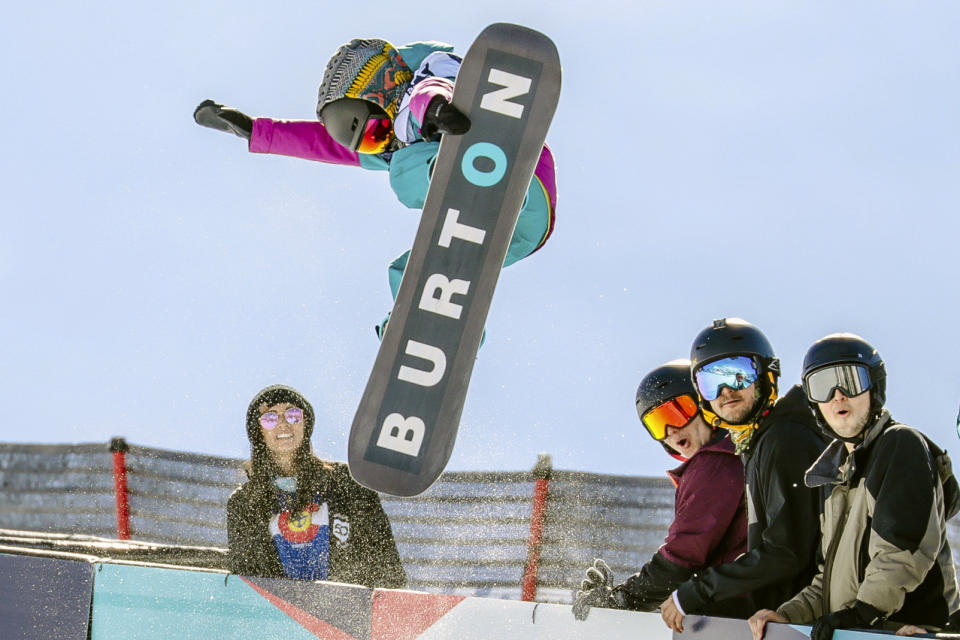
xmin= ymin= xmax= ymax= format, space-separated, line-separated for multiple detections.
xmin=640 ymin=394 xmax=699 ymax=441
xmin=695 ymin=356 xmax=759 ymax=402
xmin=357 ymin=116 xmax=394 ymax=154
xmin=259 ymin=407 xmax=304 ymax=430
xmin=803 ymin=364 xmax=872 ymax=403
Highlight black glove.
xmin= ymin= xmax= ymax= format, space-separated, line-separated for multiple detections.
xmin=572 ymin=559 xmax=628 ymax=621
xmin=420 ymin=95 xmax=470 ymax=141
xmin=193 ymin=99 xmax=253 ymax=140
xmin=617 ymin=551 xmax=693 ymax=612
xmin=811 ymin=603 xmax=882 ymax=640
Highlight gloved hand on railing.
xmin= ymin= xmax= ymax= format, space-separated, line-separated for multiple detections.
xmin=572 ymin=559 xmax=628 ymax=621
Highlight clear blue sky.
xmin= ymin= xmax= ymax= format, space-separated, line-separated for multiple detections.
xmin=1 ymin=2 xmax=958 ymax=477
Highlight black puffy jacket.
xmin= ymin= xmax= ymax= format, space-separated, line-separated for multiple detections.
xmin=676 ymin=385 xmax=828 ymax=613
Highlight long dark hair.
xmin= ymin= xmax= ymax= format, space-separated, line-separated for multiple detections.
xmin=244 ymin=385 xmax=332 ymax=514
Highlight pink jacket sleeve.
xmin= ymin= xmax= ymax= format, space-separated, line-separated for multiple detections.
xmin=395 ymin=77 xmax=455 ymax=144
xmin=248 ymin=118 xmax=362 ymax=167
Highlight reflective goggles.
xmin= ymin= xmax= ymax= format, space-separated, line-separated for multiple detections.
xmin=357 ymin=116 xmax=394 ymax=154
xmin=259 ymin=407 xmax=304 ymax=430
xmin=640 ymin=394 xmax=699 ymax=441
xmin=695 ymin=356 xmax=759 ymax=402
xmin=804 ymin=364 xmax=871 ymax=403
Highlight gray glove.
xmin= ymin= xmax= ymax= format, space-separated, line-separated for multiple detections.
xmin=193 ymin=99 xmax=253 ymax=140
xmin=572 ymin=559 xmax=627 ymax=621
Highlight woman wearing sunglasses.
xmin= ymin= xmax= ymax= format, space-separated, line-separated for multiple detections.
xmin=572 ymin=360 xmax=749 ymax=620
xmin=193 ymin=37 xmax=557 ymax=340
xmin=226 ymin=384 xmax=405 ymax=588
xmin=749 ymin=334 xmax=960 ymax=640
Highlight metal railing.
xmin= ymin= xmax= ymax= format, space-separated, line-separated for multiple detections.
xmin=5 ymin=439 xmax=958 ymax=603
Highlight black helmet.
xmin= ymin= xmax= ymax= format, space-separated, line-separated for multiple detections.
xmin=318 ymin=97 xmax=395 ymax=153
xmin=689 ymin=318 xmax=780 ymax=427
xmin=801 ymin=333 xmax=886 ymax=438
xmin=636 ymin=359 xmax=697 ymax=418
xmin=636 ymin=359 xmax=706 ymax=461
xmin=690 ymin=317 xmax=777 ymax=371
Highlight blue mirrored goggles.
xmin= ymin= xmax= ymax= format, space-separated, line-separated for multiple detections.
xmin=804 ymin=364 xmax=871 ymax=403
xmin=695 ymin=356 xmax=759 ymax=401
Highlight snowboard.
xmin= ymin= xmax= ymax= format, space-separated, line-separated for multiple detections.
xmin=348 ymin=23 xmax=561 ymax=496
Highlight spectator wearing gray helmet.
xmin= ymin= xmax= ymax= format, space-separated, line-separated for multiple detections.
xmin=572 ymin=360 xmax=749 ymax=621
xmin=661 ymin=318 xmax=827 ymax=633
xmin=749 ymin=334 xmax=960 ymax=640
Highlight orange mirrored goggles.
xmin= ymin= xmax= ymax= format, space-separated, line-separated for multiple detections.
xmin=357 ymin=116 xmax=394 ymax=154
xmin=640 ymin=394 xmax=699 ymax=441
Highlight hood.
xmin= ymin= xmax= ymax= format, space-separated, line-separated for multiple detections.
xmin=738 ymin=384 xmax=821 ymax=455
xmin=767 ymin=384 xmax=817 ymax=426
xmin=804 ymin=409 xmax=892 ymax=488
xmin=316 ymin=38 xmax=413 ymax=120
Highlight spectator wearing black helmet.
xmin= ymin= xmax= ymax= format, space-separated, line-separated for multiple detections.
xmin=227 ymin=384 xmax=406 ymax=588
xmin=661 ymin=318 xmax=827 ymax=632
xmin=572 ymin=360 xmax=749 ymax=620
xmin=749 ymin=334 xmax=960 ymax=640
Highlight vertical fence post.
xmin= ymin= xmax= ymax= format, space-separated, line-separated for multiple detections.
xmin=521 ymin=453 xmax=553 ymax=601
xmin=110 ymin=437 xmax=131 ymax=540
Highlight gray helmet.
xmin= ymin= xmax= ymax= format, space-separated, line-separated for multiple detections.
xmin=319 ymin=97 xmax=392 ymax=151
xmin=316 ymin=38 xmax=411 ymax=154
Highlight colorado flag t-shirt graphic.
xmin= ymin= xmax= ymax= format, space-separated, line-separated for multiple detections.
xmin=269 ymin=499 xmax=330 ymax=580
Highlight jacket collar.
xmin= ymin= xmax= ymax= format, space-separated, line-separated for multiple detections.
xmin=805 ymin=409 xmax=892 ymax=488
xmin=667 ymin=433 xmax=736 ymax=484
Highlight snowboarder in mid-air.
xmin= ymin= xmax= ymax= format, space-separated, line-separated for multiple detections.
xmin=194 ymin=37 xmax=557 ymax=338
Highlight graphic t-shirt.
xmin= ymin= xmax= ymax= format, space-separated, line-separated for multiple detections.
xmin=268 ymin=477 xmax=330 ymax=580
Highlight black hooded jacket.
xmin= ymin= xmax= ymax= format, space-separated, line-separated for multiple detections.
xmin=228 ymin=385 xmax=405 ymax=588
xmin=676 ymin=384 xmax=828 ymax=613
xmin=227 ymin=457 xmax=406 ymax=588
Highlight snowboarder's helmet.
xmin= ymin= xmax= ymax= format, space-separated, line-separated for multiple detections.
xmin=319 ymin=97 xmax=395 ymax=153
xmin=316 ymin=38 xmax=412 ymax=154
xmin=801 ymin=333 xmax=886 ymax=438
xmin=689 ymin=318 xmax=780 ymax=428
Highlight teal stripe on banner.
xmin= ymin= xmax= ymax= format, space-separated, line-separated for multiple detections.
xmin=91 ymin=564 xmax=318 ymax=640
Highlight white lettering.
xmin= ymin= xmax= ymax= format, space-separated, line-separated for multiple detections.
xmin=376 ymin=413 xmax=425 ymax=457
xmin=480 ymin=68 xmax=532 ymax=119
xmin=419 ymin=274 xmax=470 ymax=319
xmin=438 ymin=209 xmax=486 ymax=248
xmin=397 ymin=340 xmax=447 ymax=387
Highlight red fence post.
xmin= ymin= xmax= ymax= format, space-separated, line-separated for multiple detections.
xmin=110 ymin=438 xmax=130 ymax=540
xmin=521 ymin=454 xmax=552 ymax=601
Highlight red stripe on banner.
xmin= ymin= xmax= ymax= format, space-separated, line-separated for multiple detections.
xmin=371 ymin=590 xmax=465 ymax=640
xmin=241 ymin=578 xmax=362 ymax=640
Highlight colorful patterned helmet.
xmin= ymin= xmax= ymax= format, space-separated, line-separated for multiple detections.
xmin=316 ymin=39 xmax=413 ymax=153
